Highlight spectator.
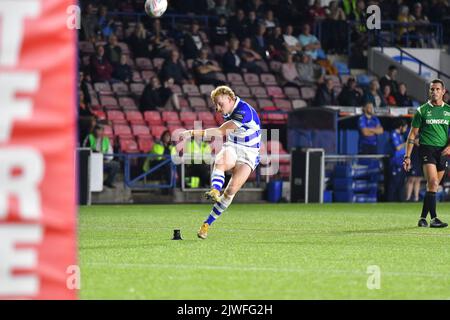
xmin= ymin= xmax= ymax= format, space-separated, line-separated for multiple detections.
xmin=97 ymin=5 xmax=115 ymax=38
xmin=278 ymin=0 xmax=303 ymax=25
xmin=364 ymin=80 xmax=386 ymax=108
xmin=429 ymin=0 xmax=450 ymax=24
xmin=83 ymin=125 xmax=119 ymax=188
xmin=182 ymin=20 xmax=205 ymax=60
xmin=388 ymin=119 xmax=408 ymax=201
xmin=358 ymin=102 xmax=384 ymax=154
xmin=142 ymin=130 xmax=176 ymax=185
xmin=222 ymin=38 xmax=242 ymax=73
xmin=81 ymin=3 xmax=98 ymax=41
xmin=397 ymin=5 xmax=415 ymax=46
xmin=283 ymin=25 xmax=302 ymax=55
xmin=314 ymin=77 xmax=338 ymax=106
xmin=112 ymin=54 xmax=132 ymax=83
xmin=338 ymin=77 xmax=363 ymax=106
xmin=246 ymin=11 xmax=259 ymax=38
xmin=228 ymin=9 xmax=248 ymax=40
xmin=267 ymin=26 xmax=285 ymax=61
xmin=193 ymin=48 xmax=224 ymax=86
xmin=252 ymin=24 xmax=269 ymax=59
xmin=326 ymin=0 xmax=346 ymax=20
xmin=383 ymin=85 xmax=397 ymax=106
xmin=127 ymin=23 xmax=150 ymax=58
xmin=240 ymin=37 xmax=264 ymax=74
xmin=395 ymin=82 xmax=413 ymax=106
xmin=244 ymin=0 xmax=266 ymax=16
xmin=184 ymin=138 xmax=212 ymax=188
xmin=79 ymin=70 xmax=91 ymax=105
xmin=298 ymin=23 xmax=321 ymax=60
xmin=90 ymin=45 xmax=113 ymax=82
xmin=263 ymin=10 xmax=278 ymax=30
xmin=281 ymin=53 xmax=301 ymax=87
xmin=412 ymin=3 xmax=434 ymax=47
xmin=379 ymin=65 xmax=399 ymax=96
xmin=215 ymin=0 xmax=232 ymax=17
xmin=205 ymin=0 xmax=216 ymax=13
xmin=105 ymin=34 xmax=122 ymax=67
xmin=296 ymin=52 xmax=324 ymax=83
xmin=348 ymin=0 xmax=368 ymax=68
xmin=211 ymin=15 xmax=229 ymax=46
xmin=160 ymin=50 xmax=191 ymax=85
xmin=140 ymin=77 xmax=180 ymax=112
xmin=342 ymin=0 xmax=358 ymax=17
xmin=349 ymin=0 xmax=368 ymax=29
xmin=308 ymin=0 xmax=327 ymax=25
xmin=78 ymin=89 xmax=92 ymax=117
xmin=149 ymin=18 xmax=172 ymax=58
xmin=323 ymin=0 xmax=347 ymax=54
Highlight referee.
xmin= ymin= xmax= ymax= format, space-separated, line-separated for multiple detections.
xmin=403 ymin=79 xmax=448 ymax=228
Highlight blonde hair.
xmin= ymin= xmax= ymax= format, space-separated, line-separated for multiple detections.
xmin=210 ymin=85 xmax=236 ymax=103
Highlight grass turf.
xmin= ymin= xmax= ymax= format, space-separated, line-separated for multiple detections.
xmin=79 ymin=203 xmax=450 ymax=299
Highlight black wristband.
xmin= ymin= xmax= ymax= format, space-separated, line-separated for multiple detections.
xmin=403 ymin=156 xmax=410 ymax=159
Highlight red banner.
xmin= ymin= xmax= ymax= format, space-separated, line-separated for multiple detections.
xmin=0 ymin=0 xmax=77 ymax=299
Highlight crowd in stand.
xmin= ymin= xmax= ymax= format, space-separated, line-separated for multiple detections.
xmin=77 ymin=0 xmax=449 ymax=148
xmin=76 ymin=0 xmax=449 ymax=189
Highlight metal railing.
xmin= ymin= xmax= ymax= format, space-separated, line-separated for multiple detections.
xmin=373 ymin=32 xmax=450 ymax=81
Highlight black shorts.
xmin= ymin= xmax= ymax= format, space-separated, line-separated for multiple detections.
xmin=419 ymin=145 xmax=448 ymax=172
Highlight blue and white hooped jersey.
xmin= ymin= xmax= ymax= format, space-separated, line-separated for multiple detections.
xmin=223 ymin=97 xmax=261 ymax=149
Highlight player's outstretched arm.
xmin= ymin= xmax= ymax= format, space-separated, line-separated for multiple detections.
xmin=181 ymin=120 xmax=238 ymax=139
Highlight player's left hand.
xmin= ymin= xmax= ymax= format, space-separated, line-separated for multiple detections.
xmin=441 ymin=146 xmax=450 ymax=156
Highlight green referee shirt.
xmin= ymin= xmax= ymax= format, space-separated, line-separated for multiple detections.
xmin=411 ymin=101 xmax=450 ymax=147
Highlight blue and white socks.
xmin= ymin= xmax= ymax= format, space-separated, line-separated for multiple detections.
xmin=211 ymin=169 xmax=225 ymax=191
xmin=205 ymin=194 xmax=234 ymax=225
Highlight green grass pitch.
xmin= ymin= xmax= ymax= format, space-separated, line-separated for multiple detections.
xmin=79 ymin=203 xmax=450 ymax=299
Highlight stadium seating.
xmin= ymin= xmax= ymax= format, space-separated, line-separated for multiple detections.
xmin=180 ymin=111 xmax=197 ymax=127
xmin=251 ymin=86 xmax=268 ymax=98
xmin=135 ymin=57 xmax=152 ymax=70
xmin=107 ymin=110 xmax=125 ymax=121
xmin=182 ymin=84 xmax=201 ymax=96
xmin=260 ymin=73 xmax=278 ymax=86
xmin=162 ymin=111 xmax=181 ymax=125
xmin=125 ymin=110 xmax=143 ymax=121
xmin=119 ymin=138 xmax=139 ymax=153
xmin=243 ymin=73 xmax=260 ymax=86
xmin=113 ymin=124 xmax=132 ymax=136
xmin=188 ymin=97 xmax=207 ymax=110
xmin=284 ymin=87 xmax=301 ymax=99
xmin=131 ymin=124 xmax=150 ymax=137
xmin=119 ymin=97 xmax=137 ymax=110
xmin=267 ymin=86 xmax=286 ymax=99
xmin=112 ymin=82 xmax=129 ymax=96
xmin=94 ymin=82 xmax=112 ymax=95
xmin=137 ymin=136 xmax=154 ymax=153
xmin=227 ymin=73 xmax=244 ymax=86
xmin=151 ymin=125 xmax=168 ymax=138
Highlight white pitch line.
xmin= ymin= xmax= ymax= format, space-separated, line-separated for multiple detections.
xmin=84 ymin=262 xmax=450 ymax=279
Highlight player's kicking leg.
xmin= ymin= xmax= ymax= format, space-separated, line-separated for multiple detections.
xmin=419 ymin=164 xmax=448 ymax=228
xmin=198 ymin=162 xmax=252 ymax=239
xmin=204 ymin=147 xmax=236 ymax=202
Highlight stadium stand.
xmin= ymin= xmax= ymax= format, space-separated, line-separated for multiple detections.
xmin=77 ymin=0 xmax=449 ymax=196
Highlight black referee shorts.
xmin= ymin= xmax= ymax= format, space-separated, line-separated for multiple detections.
xmin=419 ymin=144 xmax=448 ymax=172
